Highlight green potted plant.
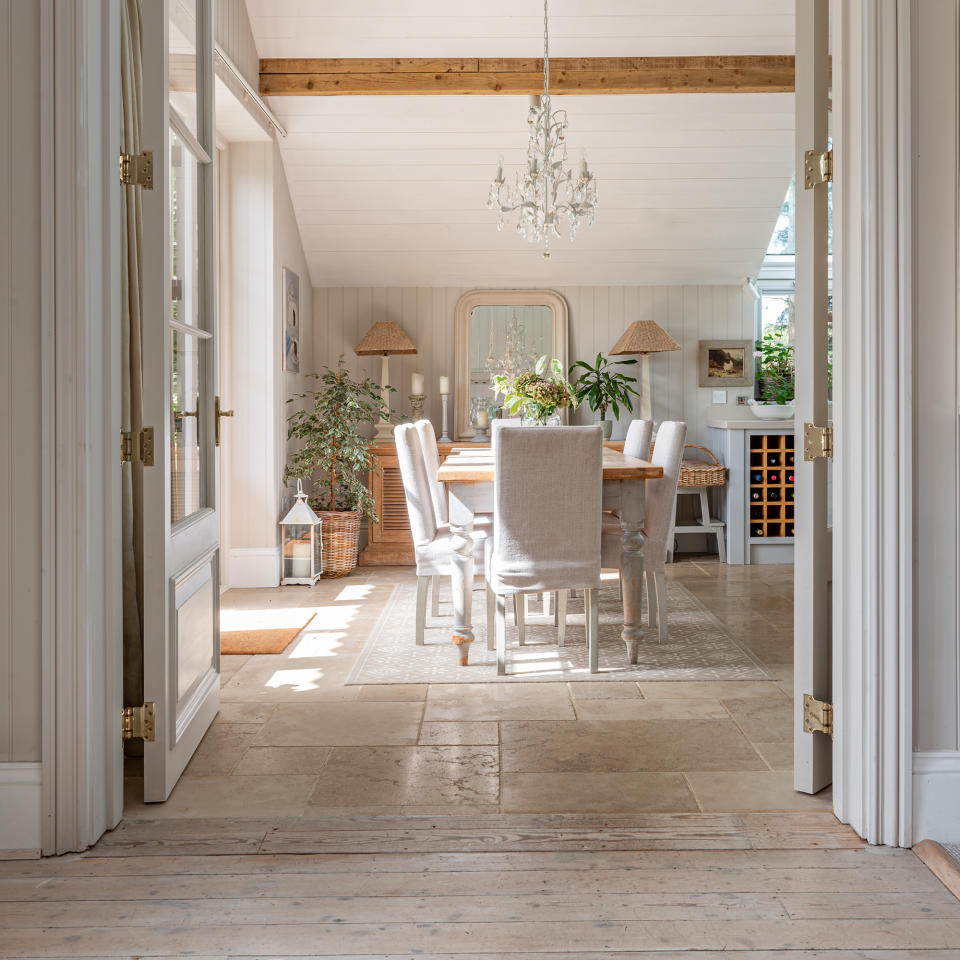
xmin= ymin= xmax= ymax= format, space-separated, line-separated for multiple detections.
xmin=751 ymin=329 xmax=795 ymax=419
xmin=492 ymin=355 xmax=577 ymax=425
xmin=285 ymin=357 xmax=392 ymax=576
xmin=569 ymin=352 xmax=641 ymax=439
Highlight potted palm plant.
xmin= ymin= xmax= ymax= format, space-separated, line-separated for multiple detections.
xmin=285 ymin=357 xmax=392 ymax=576
xmin=569 ymin=352 xmax=641 ymax=438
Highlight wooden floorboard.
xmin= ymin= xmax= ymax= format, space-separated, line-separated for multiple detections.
xmin=2 ymin=814 xmax=957 ymax=959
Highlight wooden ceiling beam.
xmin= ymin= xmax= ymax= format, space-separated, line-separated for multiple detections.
xmin=259 ymin=56 xmax=795 ymax=96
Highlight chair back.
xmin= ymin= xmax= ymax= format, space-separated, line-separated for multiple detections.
xmin=645 ymin=421 xmax=687 ymax=558
xmin=414 ymin=419 xmax=447 ymax=524
xmin=623 ymin=419 xmax=654 ymax=461
xmin=491 ymin=425 xmax=603 ymax=594
xmin=490 ymin=417 xmax=523 ymax=453
xmin=394 ymin=423 xmax=439 ymax=548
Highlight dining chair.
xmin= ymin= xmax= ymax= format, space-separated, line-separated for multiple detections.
xmin=413 ymin=418 xmax=494 ymax=619
xmin=395 ymin=422 xmax=489 ymax=645
xmin=486 ymin=425 xmax=604 ymax=675
xmin=601 ymin=420 xmax=687 ymax=644
xmin=623 ymin=418 xmax=654 ymax=461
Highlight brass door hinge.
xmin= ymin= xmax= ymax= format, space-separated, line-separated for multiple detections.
xmin=803 ymin=694 xmax=833 ymax=737
xmin=121 ymin=426 xmax=155 ymax=465
xmin=119 ymin=150 xmax=154 ymax=189
xmin=804 ymin=148 xmax=833 ymax=189
xmin=121 ymin=702 xmax=156 ymax=741
xmin=803 ymin=422 xmax=833 ymax=461
xmin=215 ymin=396 xmax=234 ymax=447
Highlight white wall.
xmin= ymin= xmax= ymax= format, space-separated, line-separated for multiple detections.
xmin=222 ymin=137 xmax=313 ymax=589
xmin=911 ymin=0 xmax=960 ymax=841
xmin=310 ymin=285 xmax=755 ymax=448
xmin=0 ymin=0 xmax=43 ymax=768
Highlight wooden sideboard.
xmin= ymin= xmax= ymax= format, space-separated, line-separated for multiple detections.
xmin=358 ymin=439 xmax=626 ymax=566
xmin=358 ymin=441 xmax=490 ymax=565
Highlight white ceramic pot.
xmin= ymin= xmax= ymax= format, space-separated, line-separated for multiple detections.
xmin=748 ymin=398 xmax=794 ymax=420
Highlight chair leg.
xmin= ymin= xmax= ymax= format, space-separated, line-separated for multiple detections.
xmin=617 ymin=573 xmax=623 ymax=601
xmin=646 ymin=569 xmax=659 ymax=629
xmin=496 ymin=593 xmax=508 ymax=676
xmin=431 ymin=575 xmax=441 ymax=617
xmin=556 ymin=589 xmax=568 ymax=646
xmin=512 ymin=595 xmax=519 ymax=625
xmin=415 ymin=576 xmax=430 ymax=645
xmin=716 ymin=524 xmax=727 ymax=564
xmin=516 ymin=593 xmax=526 ymax=645
xmin=654 ymin=569 xmax=668 ymax=644
xmin=486 ymin=580 xmax=496 ymax=651
xmin=585 ymin=587 xmax=600 ymax=674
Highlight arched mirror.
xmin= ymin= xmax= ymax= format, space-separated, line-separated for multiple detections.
xmin=454 ymin=289 xmax=568 ymax=440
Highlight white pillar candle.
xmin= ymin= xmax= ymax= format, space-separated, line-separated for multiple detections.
xmin=476 ymin=407 xmax=489 ymax=427
xmin=439 ymin=375 xmax=450 ymax=395
xmin=411 ymin=372 xmax=424 ymax=395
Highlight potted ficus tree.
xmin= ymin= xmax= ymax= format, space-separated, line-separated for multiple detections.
xmin=569 ymin=352 xmax=641 ymax=439
xmin=285 ymin=357 xmax=392 ymax=576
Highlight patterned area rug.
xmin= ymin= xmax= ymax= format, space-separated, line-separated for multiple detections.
xmin=347 ymin=581 xmax=774 ymax=684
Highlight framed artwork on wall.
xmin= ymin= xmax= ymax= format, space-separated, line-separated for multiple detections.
xmin=282 ymin=267 xmax=300 ymax=373
xmin=698 ymin=339 xmax=754 ymax=387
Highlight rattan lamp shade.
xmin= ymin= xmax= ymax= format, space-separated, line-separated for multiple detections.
xmin=609 ymin=320 xmax=681 ymax=356
xmin=354 ymin=321 xmax=418 ymax=356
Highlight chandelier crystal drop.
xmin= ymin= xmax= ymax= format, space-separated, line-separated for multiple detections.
xmin=487 ymin=0 xmax=598 ymax=260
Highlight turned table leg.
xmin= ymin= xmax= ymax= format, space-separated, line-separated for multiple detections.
xmin=618 ymin=480 xmax=648 ymax=664
xmin=447 ymin=487 xmax=475 ymax=666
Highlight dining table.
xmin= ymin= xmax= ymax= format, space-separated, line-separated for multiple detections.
xmin=436 ymin=446 xmax=664 ymax=666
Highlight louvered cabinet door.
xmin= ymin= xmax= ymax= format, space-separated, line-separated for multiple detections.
xmin=362 ymin=452 xmax=416 ymax=564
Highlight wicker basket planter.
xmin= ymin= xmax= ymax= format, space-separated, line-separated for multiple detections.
xmin=316 ymin=510 xmax=362 ymax=577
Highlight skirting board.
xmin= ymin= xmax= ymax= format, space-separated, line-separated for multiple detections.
xmin=227 ymin=546 xmax=280 ymax=589
xmin=0 ymin=763 xmax=42 ymax=859
xmin=913 ymin=751 xmax=960 ymax=843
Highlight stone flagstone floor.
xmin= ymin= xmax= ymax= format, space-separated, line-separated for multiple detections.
xmin=123 ymin=558 xmax=829 ymax=819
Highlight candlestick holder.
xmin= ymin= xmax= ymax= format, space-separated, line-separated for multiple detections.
xmin=439 ymin=394 xmax=451 ymax=442
xmin=409 ymin=394 xmax=425 ymax=420
xmin=472 ymin=425 xmax=489 ymax=442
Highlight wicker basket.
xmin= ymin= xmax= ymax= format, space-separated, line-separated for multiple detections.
xmin=678 ymin=444 xmax=726 ymax=487
xmin=316 ymin=510 xmax=362 ymax=577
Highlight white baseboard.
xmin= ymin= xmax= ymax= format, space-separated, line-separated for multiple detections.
xmin=226 ymin=546 xmax=280 ymax=589
xmin=913 ymin=751 xmax=960 ymax=843
xmin=0 ymin=763 xmax=42 ymax=859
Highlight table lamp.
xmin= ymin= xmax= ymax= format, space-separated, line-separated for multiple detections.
xmin=610 ymin=320 xmax=681 ymax=421
xmin=354 ymin=321 xmax=418 ymax=442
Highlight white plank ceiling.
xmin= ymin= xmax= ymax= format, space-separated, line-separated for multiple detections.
xmin=246 ymin=1 xmax=796 ymax=287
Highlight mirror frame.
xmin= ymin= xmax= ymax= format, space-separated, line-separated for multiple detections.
xmin=454 ymin=289 xmax=569 ymax=441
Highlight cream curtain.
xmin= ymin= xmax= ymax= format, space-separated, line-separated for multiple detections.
xmin=121 ymin=0 xmax=145 ymax=709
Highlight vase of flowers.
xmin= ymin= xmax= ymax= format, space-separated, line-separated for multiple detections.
xmin=492 ymin=355 xmax=577 ymax=425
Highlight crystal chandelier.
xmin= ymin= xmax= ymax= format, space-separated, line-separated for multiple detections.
xmin=487 ymin=0 xmax=598 ymax=260
xmin=485 ymin=310 xmax=538 ymax=386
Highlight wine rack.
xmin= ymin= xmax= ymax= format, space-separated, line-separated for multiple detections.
xmin=748 ymin=433 xmax=795 ymax=540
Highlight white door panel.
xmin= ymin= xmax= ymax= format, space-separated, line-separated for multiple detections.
xmin=794 ymin=0 xmax=834 ymax=795
xmin=141 ymin=0 xmax=220 ymax=802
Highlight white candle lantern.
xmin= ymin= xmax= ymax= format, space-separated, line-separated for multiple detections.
xmin=280 ymin=479 xmax=323 ymax=585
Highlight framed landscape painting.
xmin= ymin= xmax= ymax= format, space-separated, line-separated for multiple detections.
xmin=698 ymin=339 xmax=754 ymax=387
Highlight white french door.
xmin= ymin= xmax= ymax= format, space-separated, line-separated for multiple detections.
xmin=140 ymin=0 xmax=220 ymax=801
xmin=793 ymin=0 xmax=833 ymax=795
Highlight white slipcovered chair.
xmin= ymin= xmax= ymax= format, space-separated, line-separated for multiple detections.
xmin=623 ymin=418 xmax=654 ymax=461
xmin=486 ymin=425 xmax=604 ymax=675
xmin=394 ymin=422 xmax=489 ymax=645
xmin=601 ymin=420 xmax=687 ymax=644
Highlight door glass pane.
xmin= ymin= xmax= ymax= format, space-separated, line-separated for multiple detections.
xmin=169 ymin=0 xmax=198 ymax=138
xmin=171 ymin=329 xmax=204 ymax=524
xmin=170 ymin=128 xmax=200 ymax=328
